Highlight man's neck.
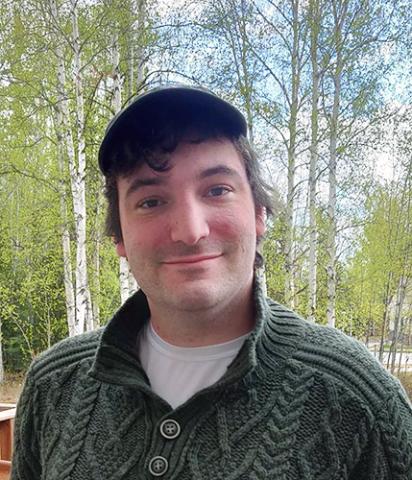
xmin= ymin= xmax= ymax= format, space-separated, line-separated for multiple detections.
xmin=147 ymin=288 xmax=256 ymax=347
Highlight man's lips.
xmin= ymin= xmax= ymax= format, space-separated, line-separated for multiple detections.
xmin=162 ymin=254 xmax=222 ymax=265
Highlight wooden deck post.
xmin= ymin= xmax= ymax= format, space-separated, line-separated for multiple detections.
xmin=0 ymin=404 xmax=16 ymax=480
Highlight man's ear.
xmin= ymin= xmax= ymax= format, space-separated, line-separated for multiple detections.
xmin=115 ymin=239 xmax=127 ymax=258
xmin=255 ymin=205 xmax=266 ymax=238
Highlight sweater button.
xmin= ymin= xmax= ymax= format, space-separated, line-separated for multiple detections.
xmin=148 ymin=456 xmax=168 ymax=476
xmin=160 ymin=419 xmax=181 ymax=439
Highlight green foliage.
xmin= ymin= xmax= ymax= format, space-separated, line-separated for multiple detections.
xmin=263 ymin=216 xmax=287 ymax=304
xmin=0 ymin=0 xmax=146 ymax=370
xmin=0 ymin=168 xmax=67 ymax=369
xmin=338 ymin=180 xmax=412 ymax=340
xmin=0 ymin=0 xmax=411 ymax=376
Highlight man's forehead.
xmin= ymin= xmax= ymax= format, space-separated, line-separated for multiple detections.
xmin=122 ymin=137 xmax=239 ymax=172
xmin=118 ymin=140 xmax=245 ymax=194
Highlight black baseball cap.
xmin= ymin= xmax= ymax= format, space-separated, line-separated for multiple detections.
xmin=98 ymin=84 xmax=247 ymax=175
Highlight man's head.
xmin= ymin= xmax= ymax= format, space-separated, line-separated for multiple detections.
xmin=98 ymin=84 xmax=273 ymax=323
xmin=99 ymin=85 xmax=273 ymax=248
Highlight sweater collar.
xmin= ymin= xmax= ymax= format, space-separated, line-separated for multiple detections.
xmin=89 ymin=279 xmax=276 ymax=388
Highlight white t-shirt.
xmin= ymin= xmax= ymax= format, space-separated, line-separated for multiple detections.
xmin=138 ymin=322 xmax=248 ymax=409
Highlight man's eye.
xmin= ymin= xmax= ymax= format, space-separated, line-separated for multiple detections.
xmin=138 ymin=198 xmax=163 ymax=209
xmin=207 ymin=186 xmax=231 ymax=197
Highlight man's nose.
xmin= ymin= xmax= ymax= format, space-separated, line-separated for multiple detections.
xmin=170 ymin=199 xmax=210 ymax=245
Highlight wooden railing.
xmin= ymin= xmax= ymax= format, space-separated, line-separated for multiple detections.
xmin=0 ymin=404 xmax=16 ymax=480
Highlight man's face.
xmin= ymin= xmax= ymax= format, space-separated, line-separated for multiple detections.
xmin=115 ymin=138 xmax=265 ymax=316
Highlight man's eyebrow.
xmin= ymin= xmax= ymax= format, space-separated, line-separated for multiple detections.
xmin=198 ymin=165 xmax=242 ymax=180
xmin=125 ymin=165 xmax=241 ymax=198
xmin=125 ymin=176 xmax=166 ymax=198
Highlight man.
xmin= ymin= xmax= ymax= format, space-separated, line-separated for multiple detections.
xmin=11 ymin=85 xmax=412 ymax=479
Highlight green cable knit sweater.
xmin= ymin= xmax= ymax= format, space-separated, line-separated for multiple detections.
xmin=11 ymin=286 xmax=412 ymax=479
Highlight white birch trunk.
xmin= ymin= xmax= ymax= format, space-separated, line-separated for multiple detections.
xmin=284 ymin=0 xmax=300 ymax=309
xmin=120 ymin=257 xmax=132 ymax=304
xmin=112 ymin=31 xmax=129 ymax=304
xmin=327 ymin=90 xmax=338 ymax=328
xmin=326 ymin=0 xmax=347 ymax=328
xmin=128 ymin=0 xmax=146 ymax=294
xmin=379 ymin=273 xmax=393 ymax=363
xmin=50 ymin=0 xmax=77 ymax=336
xmin=92 ymin=187 xmax=103 ymax=329
xmin=397 ymin=320 xmax=406 ymax=375
xmin=111 ymin=31 xmax=138 ymax=303
xmin=71 ymin=0 xmax=93 ymax=332
xmin=59 ymin=159 xmax=76 ymax=335
xmin=390 ymin=276 xmax=407 ymax=373
xmin=128 ymin=37 xmax=134 ymax=97
xmin=112 ymin=32 xmax=122 ymax=112
xmin=136 ymin=0 xmax=146 ymax=89
xmin=307 ymin=0 xmax=321 ymax=322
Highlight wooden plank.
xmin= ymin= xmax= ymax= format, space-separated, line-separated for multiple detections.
xmin=0 ymin=459 xmax=10 ymax=480
xmin=0 ymin=420 xmax=12 ymax=461
xmin=0 ymin=405 xmax=15 ymax=479
xmin=0 ymin=459 xmax=11 ymax=470
xmin=0 ymin=410 xmax=16 ymax=423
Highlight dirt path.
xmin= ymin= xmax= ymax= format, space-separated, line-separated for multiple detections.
xmin=0 ymin=375 xmax=24 ymax=404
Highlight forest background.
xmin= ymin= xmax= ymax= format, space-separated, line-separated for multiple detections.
xmin=0 ymin=0 xmax=412 ymax=397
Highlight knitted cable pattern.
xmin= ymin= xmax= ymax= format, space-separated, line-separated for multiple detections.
xmin=249 ymin=359 xmax=314 ymax=480
xmin=42 ymin=364 xmax=78 ymax=465
xmin=85 ymin=393 xmax=146 ymax=479
xmin=11 ymin=287 xmax=412 ymax=480
xmin=296 ymin=379 xmax=343 ymax=479
xmin=344 ymin=412 xmax=374 ymax=478
xmin=50 ymin=362 xmax=101 ymax=480
xmin=12 ymin=374 xmax=40 ymax=480
xmin=378 ymin=393 xmax=412 ymax=479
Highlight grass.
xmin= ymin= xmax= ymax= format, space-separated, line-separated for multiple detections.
xmin=0 ymin=373 xmax=24 ymax=403
xmin=397 ymin=372 xmax=412 ymax=400
xmin=383 ymin=344 xmax=412 ymax=353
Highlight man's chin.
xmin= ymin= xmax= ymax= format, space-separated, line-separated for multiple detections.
xmin=162 ymin=285 xmax=224 ymax=313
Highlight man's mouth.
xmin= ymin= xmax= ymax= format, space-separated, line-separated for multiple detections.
xmin=162 ymin=254 xmax=223 ymax=265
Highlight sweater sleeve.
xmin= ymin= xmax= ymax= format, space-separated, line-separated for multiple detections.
xmin=352 ymin=382 xmax=412 ymax=479
xmin=10 ymin=369 xmax=42 ymax=480
xmin=379 ymin=383 xmax=412 ymax=479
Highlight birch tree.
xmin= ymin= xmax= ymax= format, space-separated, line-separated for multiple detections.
xmin=323 ymin=0 xmax=395 ymax=327
xmin=134 ymin=0 xmax=147 ymax=91
xmin=47 ymin=0 xmax=93 ymax=335
xmin=109 ymin=29 xmax=137 ymax=304
xmin=324 ymin=0 xmax=347 ymax=327
xmin=127 ymin=0 xmax=146 ymax=296
xmin=389 ymin=148 xmax=412 ymax=371
xmin=389 ymin=275 xmax=409 ymax=373
xmin=211 ymin=0 xmax=258 ymax=144
xmin=307 ymin=0 xmax=322 ymax=321
xmin=251 ymin=0 xmax=309 ymax=308
xmin=189 ymin=0 xmax=263 ymax=148
xmin=50 ymin=0 xmax=76 ymax=336
xmin=70 ymin=0 xmax=93 ymax=332
xmin=108 ymin=0 xmax=148 ymax=302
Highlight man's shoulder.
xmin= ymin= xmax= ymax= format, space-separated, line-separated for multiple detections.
xmin=28 ymin=328 xmax=103 ymax=383
xmin=265 ymin=300 xmax=403 ymax=409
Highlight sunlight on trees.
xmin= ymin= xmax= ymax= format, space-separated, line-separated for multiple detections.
xmin=0 ymin=0 xmax=411 ymax=377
